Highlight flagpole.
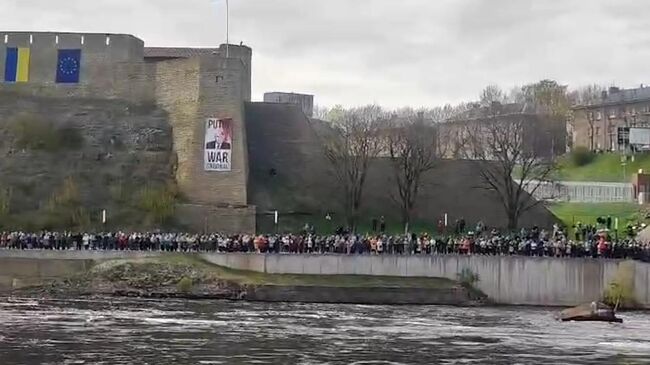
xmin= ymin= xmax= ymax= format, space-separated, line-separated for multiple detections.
xmin=226 ymin=0 xmax=229 ymax=58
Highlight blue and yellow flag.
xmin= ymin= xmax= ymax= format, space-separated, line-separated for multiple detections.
xmin=4 ymin=47 xmax=30 ymax=82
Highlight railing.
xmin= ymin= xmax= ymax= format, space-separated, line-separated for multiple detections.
xmin=524 ymin=180 xmax=634 ymax=203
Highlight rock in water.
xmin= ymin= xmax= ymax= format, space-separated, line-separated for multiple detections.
xmin=559 ymin=302 xmax=623 ymax=323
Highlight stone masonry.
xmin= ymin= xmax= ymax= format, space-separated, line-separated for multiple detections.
xmin=0 ymin=31 xmax=255 ymax=232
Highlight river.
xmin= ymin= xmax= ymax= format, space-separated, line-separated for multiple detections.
xmin=1 ymin=297 xmax=650 ymax=364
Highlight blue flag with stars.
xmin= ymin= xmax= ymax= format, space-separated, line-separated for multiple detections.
xmin=56 ymin=49 xmax=81 ymax=83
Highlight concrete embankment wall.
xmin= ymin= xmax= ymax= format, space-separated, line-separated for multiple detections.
xmin=1 ymin=251 xmax=648 ymax=308
xmin=0 ymin=251 xmax=160 ymax=291
xmin=202 ymin=253 xmax=650 ymax=308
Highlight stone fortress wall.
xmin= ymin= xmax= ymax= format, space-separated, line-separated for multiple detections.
xmin=0 ymin=32 xmax=151 ymax=101
xmin=0 ymin=31 xmax=255 ymax=232
xmin=0 ymin=31 xmax=557 ymax=233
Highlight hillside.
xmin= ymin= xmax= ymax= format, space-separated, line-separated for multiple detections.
xmin=548 ymin=202 xmax=646 ymax=230
xmin=0 ymin=93 xmax=175 ymax=231
xmin=557 ymin=152 xmax=650 ymax=182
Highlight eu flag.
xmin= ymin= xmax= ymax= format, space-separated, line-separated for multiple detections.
xmin=56 ymin=49 xmax=81 ymax=83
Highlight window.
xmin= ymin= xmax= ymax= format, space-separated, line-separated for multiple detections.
xmin=596 ymin=127 xmax=601 ymax=136
xmin=596 ymin=111 xmax=602 ymax=120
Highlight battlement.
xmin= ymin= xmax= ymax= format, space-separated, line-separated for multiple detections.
xmin=2 ymin=31 xmax=144 ymax=63
xmin=0 ymin=31 xmax=251 ymax=103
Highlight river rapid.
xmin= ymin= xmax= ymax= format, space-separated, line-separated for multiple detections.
xmin=1 ymin=297 xmax=650 ymax=365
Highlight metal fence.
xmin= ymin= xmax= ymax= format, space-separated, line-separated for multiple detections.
xmin=525 ymin=180 xmax=634 ymax=203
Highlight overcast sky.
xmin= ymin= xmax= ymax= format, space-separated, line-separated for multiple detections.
xmin=5 ymin=0 xmax=650 ymax=108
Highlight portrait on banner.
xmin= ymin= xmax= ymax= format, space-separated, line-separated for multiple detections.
xmin=204 ymin=118 xmax=232 ymax=171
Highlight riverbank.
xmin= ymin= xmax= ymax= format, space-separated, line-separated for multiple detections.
xmin=5 ymin=251 xmax=648 ymax=307
xmin=9 ymin=255 xmax=486 ymax=305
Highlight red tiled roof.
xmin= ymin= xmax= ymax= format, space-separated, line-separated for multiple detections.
xmin=143 ymin=47 xmax=220 ymax=59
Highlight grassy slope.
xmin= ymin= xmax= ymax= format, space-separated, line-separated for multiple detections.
xmin=546 ymin=152 xmax=650 ymax=232
xmin=107 ymin=255 xmax=457 ymax=289
xmin=557 ymin=153 xmax=650 ymax=182
xmin=547 ymin=202 xmax=646 ymax=231
xmin=258 ymin=213 xmax=438 ymax=236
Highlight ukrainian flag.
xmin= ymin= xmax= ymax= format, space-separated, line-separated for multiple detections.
xmin=4 ymin=47 xmax=30 ymax=82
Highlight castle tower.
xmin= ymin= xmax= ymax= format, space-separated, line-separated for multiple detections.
xmin=155 ymin=44 xmax=255 ymax=232
xmin=0 ymin=31 xmax=256 ymax=232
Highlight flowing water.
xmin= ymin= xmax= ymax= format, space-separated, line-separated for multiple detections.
xmin=1 ymin=297 xmax=650 ymax=364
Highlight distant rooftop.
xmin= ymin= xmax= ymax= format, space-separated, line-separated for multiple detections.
xmin=601 ymin=86 xmax=650 ymax=105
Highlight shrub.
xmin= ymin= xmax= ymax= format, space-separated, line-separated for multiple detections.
xmin=47 ymin=177 xmax=81 ymax=211
xmin=176 ymin=277 xmax=193 ymax=294
xmin=0 ymin=186 xmax=12 ymax=217
xmin=136 ymin=183 xmax=177 ymax=226
xmin=457 ymin=267 xmax=480 ymax=289
xmin=603 ymin=262 xmax=636 ymax=309
xmin=109 ymin=181 xmax=129 ymax=203
xmin=58 ymin=125 xmax=84 ymax=149
xmin=570 ymin=146 xmax=595 ymax=166
xmin=43 ymin=177 xmax=91 ymax=230
xmin=9 ymin=113 xmax=83 ymax=151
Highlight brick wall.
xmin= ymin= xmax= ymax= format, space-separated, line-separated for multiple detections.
xmin=154 ymin=57 xmax=202 ymax=203
xmin=153 ymin=51 xmax=252 ymax=221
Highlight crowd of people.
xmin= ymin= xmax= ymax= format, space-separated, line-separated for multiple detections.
xmin=1 ymin=221 xmax=649 ymax=261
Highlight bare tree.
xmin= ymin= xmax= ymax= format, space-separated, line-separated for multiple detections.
xmin=521 ymin=79 xmax=571 ymax=117
xmin=313 ymin=104 xmax=345 ymax=122
xmin=385 ymin=113 xmax=440 ymax=232
xmin=480 ymin=84 xmax=507 ymax=107
xmin=568 ymin=84 xmax=606 ymax=106
xmin=464 ymin=111 xmax=556 ymax=229
xmin=312 ymin=105 xmax=330 ymax=120
xmin=322 ymin=105 xmax=386 ymax=231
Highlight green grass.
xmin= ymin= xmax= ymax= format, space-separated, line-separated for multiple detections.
xmin=547 ymin=202 xmax=647 ymax=231
xmin=105 ymin=255 xmax=457 ymax=289
xmin=556 ymin=152 xmax=650 ymax=182
xmin=258 ymin=214 xmax=440 ymax=235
